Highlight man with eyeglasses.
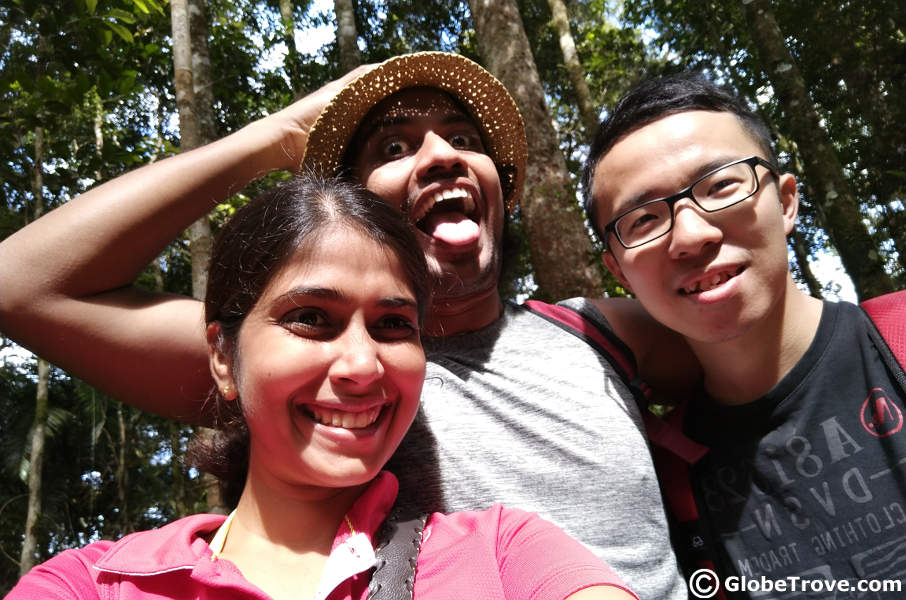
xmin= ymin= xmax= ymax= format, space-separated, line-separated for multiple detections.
xmin=583 ymin=72 xmax=906 ymax=596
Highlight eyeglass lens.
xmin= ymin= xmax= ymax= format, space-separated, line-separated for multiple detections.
xmin=615 ymin=161 xmax=758 ymax=248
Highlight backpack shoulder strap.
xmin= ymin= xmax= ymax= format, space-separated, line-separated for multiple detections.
xmin=523 ymin=299 xmax=647 ymax=398
xmin=522 ymin=300 xmax=708 ymax=463
xmin=861 ymin=290 xmax=906 ymax=390
xmin=367 ymin=511 xmax=428 ymax=600
xmin=523 ymin=301 xmax=725 ymax=590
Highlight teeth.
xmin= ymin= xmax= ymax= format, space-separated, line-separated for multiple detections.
xmin=411 ymin=187 xmax=475 ymax=223
xmin=306 ymin=406 xmax=383 ymax=429
xmin=683 ymin=271 xmax=733 ymax=294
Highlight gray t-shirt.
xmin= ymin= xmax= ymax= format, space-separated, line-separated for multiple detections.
xmin=387 ymin=298 xmax=686 ymax=600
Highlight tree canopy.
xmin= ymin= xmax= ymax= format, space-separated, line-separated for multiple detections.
xmin=1 ymin=0 xmax=902 ymax=591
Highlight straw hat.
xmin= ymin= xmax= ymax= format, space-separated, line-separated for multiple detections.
xmin=301 ymin=52 xmax=527 ymax=210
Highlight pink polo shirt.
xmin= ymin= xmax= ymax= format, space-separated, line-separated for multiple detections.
xmin=9 ymin=472 xmax=635 ymax=599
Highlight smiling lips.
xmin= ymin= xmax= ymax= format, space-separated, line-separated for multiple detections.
xmin=304 ymin=405 xmax=385 ymax=429
xmin=411 ymin=187 xmax=480 ymax=246
xmin=680 ymin=266 xmax=745 ymax=295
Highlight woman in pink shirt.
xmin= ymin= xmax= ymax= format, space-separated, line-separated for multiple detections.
xmin=8 ymin=175 xmax=636 ymax=600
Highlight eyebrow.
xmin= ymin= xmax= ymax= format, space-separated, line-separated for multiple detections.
xmin=274 ymin=286 xmax=418 ymax=311
xmin=356 ymin=112 xmax=477 ymax=146
xmin=617 ymin=155 xmax=745 ymax=213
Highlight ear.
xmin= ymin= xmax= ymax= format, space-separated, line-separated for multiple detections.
xmin=207 ymin=322 xmax=238 ymax=400
xmin=602 ymin=250 xmax=634 ymax=294
xmin=777 ymin=173 xmax=800 ymax=235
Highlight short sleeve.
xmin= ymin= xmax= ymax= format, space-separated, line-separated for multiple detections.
xmin=413 ymin=506 xmax=637 ymax=600
xmin=6 ymin=544 xmax=110 ymax=600
xmin=493 ymin=506 xmax=636 ymax=600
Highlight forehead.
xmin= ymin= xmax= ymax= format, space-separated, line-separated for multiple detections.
xmin=367 ymin=87 xmax=472 ymax=122
xmin=350 ymin=88 xmax=478 ymax=144
xmin=593 ymin=111 xmax=762 ymax=215
xmin=262 ymin=226 xmax=414 ymax=297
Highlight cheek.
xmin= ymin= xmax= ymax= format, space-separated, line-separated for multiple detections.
xmin=237 ymin=339 xmax=328 ymax=401
xmin=360 ymin=165 xmax=408 ymax=211
xmin=388 ymin=344 xmax=426 ymax=394
xmin=618 ymin=250 xmax=662 ymax=291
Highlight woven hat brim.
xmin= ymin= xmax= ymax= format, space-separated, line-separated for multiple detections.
xmin=301 ymin=52 xmax=526 ymax=210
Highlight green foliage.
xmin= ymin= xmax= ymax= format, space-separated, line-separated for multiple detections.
xmin=2 ymin=0 xmax=902 ymax=591
xmin=0 ymin=361 xmax=203 ymax=593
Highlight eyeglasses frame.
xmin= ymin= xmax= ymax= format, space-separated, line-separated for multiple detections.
xmin=602 ymin=155 xmax=780 ymax=251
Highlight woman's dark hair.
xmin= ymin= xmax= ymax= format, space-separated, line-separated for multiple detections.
xmin=188 ymin=172 xmax=430 ymax=508
xmin=581 ymin=72 xmax=777 ymax=242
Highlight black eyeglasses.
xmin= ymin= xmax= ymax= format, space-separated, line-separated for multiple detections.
xmin=603 ymin=156 xmax=779 ymax=250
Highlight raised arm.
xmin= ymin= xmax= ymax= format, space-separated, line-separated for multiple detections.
xmin=0 ymin=68 xmax=369 ymax=423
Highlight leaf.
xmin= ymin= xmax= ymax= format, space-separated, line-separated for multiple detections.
xmin=132 ymin=0 xmax=150 ymax=14
xmin=104 ymin=21 xmax=134 ymax=44
xmin=119 ymin=70 xmax=138 ymax=94
xmin=106 ymin=8 xmax=137 ymax=24
xmin=86 ymin=0 xmax=98 ymax=14
xmin=142 ymin=42 xmax=161 ymax=58
xmin=18 ymin=457 xmax=28 ymax=484
xmin=141 ymin=0 xmax=168 ymax=16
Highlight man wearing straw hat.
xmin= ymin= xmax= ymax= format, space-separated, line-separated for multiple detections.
xmin=0 ymin=53 xmax=686 ymax=599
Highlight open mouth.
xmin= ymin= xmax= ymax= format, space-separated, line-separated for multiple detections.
xmin=411 ymin=187 xmax=480 ymax=246
xmin=302 ymin=405 xmax=386 ymax=429
xmin=680 ymin=266 xmax=745 ymax=295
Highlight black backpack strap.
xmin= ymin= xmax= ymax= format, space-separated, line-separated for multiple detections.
xmin=367 ymin=510 xmax=428 ymax=600
xmin=861 ymin=290 xmax=906 ymax=392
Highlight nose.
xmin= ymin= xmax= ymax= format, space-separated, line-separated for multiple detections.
xmin=667 ymin=199 xmax=723 ymax=259
xmin=413 ymin=131 xmax=465 ymax=181
xmin=328 ymin=325 xmax=385 ymax=389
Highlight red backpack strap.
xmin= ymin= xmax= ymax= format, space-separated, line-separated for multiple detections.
xmin=861 ymin=290 xmax=906 ymax=389
xmin=523 ymin=300 xmax=708 ymax=462
xmin=524 ymin=299 xmax=645 ymax=393
xmin=524 ymin=300 xmax=727 ymax=595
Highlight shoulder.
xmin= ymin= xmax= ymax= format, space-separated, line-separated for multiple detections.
xmin=93 ymin=513 xmax=225 ymax=573
xmin=422 ymin=506 xmax=611 ymax=569
xmin=417 ymin=507 xmax=628 ymax=599
xmin=8 ymin=513 xmax=226 ymax=600
xmin=6 ymin=542 xmax=114 ymax=599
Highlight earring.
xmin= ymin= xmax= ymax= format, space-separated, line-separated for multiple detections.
xmin=222 ymin=384 xmax=235 ymax=400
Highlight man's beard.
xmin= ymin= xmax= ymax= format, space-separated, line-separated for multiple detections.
xmin=425 ymin=246 xmax=502 ymax=308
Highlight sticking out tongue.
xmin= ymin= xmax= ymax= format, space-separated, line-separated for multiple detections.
xmin=422 ymin=211 xmax=480 ymax=246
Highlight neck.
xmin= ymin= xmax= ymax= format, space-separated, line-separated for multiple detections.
xmin=222 ymin=470 xmax=365 ymax=560
xmin=423 ymin=286 xmax=503 ymax=337
xmin=216 ymin=473 xmax=367 ymax=600
xmin=690 ymin=279 xmax=823 ymax=405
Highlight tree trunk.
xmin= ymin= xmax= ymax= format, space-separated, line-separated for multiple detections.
xmin=187 ymin=0 xmax=215 ymax=302
xmin=546 ymin=0 xmax=599 ymax=140
xmin=740 ymin=0 xmax=894 ymax=300
xmin=171 ymin=0 xmax=225 ymax=514
xmin=335 ymin=0 xmax=361 ymax=72
xmin=789 ymin=228 xmax=823 ymax=299
xmin=189 ymin=0 xmax=217 ymax=144
xmin=20 ymin=127 xmax=49 ymax=576
xmin=171 ymin=0 xmax=202 ymax=150
xmin=468 ymin=0 xmax=605 ymax=300
xmin=115 ymin=403 xmax=132 ymax=533
xmin=20 ymin=358 xmax=49 ymax=576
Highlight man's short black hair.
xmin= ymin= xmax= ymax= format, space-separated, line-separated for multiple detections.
xmin=581 ymin=72 xmax=777 ymax=243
